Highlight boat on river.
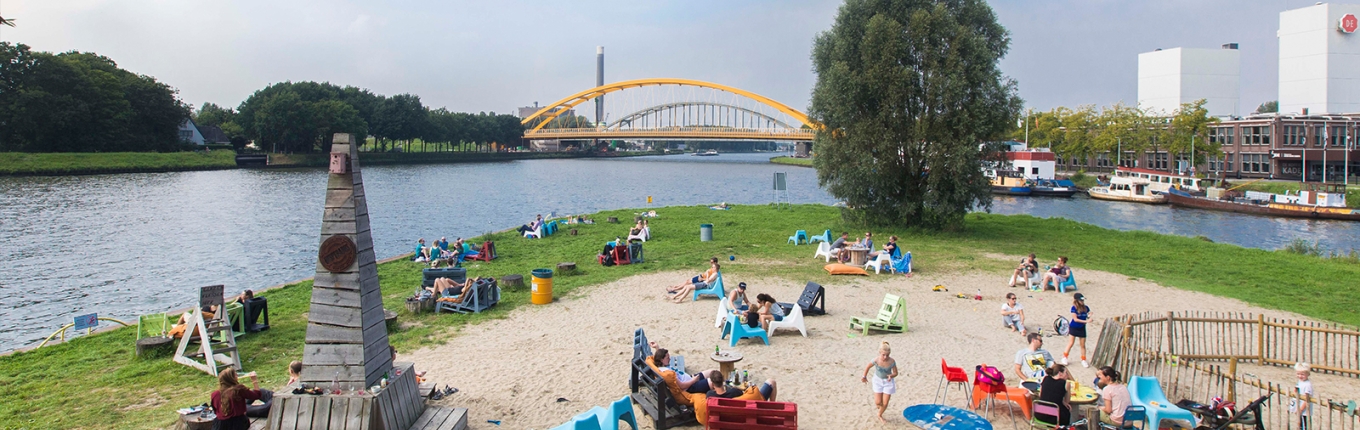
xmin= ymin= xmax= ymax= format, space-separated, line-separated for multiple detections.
xmin=1030 ymin=179 xmax=1078 ymax=197
xmin=1166 ymin=183 xmax=1360 ymax=221
xmin=1088 ymin=175 xmax=1166 ymax=204
xmin=1112 ymin=167 xmax=1217 ymax=194
xmin=988 ymin=170 xmax=1032 ymax=195
xmin=692 ymin=150 xmax=719 ymax=156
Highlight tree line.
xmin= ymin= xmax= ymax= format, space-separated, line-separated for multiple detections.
xmin=197 ymin=81 xmax=525 ymax=154
xmin=0 ymin=42 xmax=191 ymax=152
xmin=1013 ymin=99 xmax=1220 ymax=169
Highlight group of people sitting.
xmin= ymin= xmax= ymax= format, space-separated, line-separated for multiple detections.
xmin=411 ymin=237 xmax=481 ymax=268
xmin=1008 ymin=253 xmax=1072 ymax=290
xmin=1012 ymin=332 xmax=1128 ymax=427
xmin=663 ymin=258 xmax=787 ymax=330
xmin=649 ymin=342 xmax=778 ymax=402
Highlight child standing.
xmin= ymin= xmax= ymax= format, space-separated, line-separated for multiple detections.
xmin=1061 ymin=293 xmax=1091 ymax=367
xmin=861 ymin=341 xmax=898 ymax=423
xmin=1294 ymin=362 xmax=1313 ymax=430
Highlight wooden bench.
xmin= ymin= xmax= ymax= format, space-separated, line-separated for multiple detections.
xmin=410 ymin=406 xmax=467 ymax=430
xmin=629 ymin=356 xmax=695 ymax=429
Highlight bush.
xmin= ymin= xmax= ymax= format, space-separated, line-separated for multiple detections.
xmin=1281 ymin=238 xmax=1326 ymax=257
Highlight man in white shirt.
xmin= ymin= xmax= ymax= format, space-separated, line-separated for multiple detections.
xmin=1001 ymin=292 xmax=1026 ymax=335
xmin=1014 ymin=333 xmax=1053 ymax=381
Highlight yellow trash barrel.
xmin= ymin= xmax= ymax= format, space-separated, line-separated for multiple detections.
xmin=530 ymin=269 xmax=554 ymax=305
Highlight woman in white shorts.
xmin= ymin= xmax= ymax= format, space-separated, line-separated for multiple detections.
xmin=861 ymin=341 xmax=898 ymax=423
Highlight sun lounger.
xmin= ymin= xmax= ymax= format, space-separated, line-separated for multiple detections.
xmin=849 ymin=294 xmax=907 ymax=335
xmin=435 ymin=278 xmax=501 ymax=314
xmin=796 ymin=282 xmax=826 ymax=316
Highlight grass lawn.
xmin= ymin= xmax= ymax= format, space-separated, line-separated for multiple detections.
xmin=0 ymin=151 xmax=238 ymax=176
xmin=769 ymin=156 xmax=813 ymax=167
xmin=2 ymin=204 xmax=1357 ymax=428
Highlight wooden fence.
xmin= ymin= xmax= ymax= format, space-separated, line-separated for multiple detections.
xmin=1092 ymin=311 xmax=1360 ymax=430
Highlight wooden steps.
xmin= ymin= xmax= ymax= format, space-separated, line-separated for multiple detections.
xmin=409 ymin=406 xmax=467 ymax=430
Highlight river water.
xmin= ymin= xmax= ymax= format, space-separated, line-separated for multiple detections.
xmin=1 ymin=152 xmax=1356 ymax=351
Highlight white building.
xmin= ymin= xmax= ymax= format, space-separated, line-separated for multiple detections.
xmin=1007 ymin=149 xmax=1056 ymax=180
xmin=1279 ymin=3 xmax=1360 ymax=115
xmin=1138 ymin=46 xmax=1241 ymax=117
xmin=177 ymin=119 xmax=205 ymax=145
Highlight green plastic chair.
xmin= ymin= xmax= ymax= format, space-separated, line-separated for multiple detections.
xmin=137 ymin=313 xmax=173 ymax=339
xmin=849 ymin=294 xmax=908 ymax=335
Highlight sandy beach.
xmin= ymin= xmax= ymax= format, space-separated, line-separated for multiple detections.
xmin=406 ymin=261 xmax=1355 ymax=429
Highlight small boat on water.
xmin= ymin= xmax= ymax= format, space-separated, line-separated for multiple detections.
xmin=1030 ymin=179 xmax=1078 ymax=197
xmin=1088 ymin=175 xmax=1166 ymax=204
xmin=988 ymin=170 xmax=1032 ymax=195
xmin=1166 ymin=183 xmax=1360 ymax=221
xmin=1112 ymin=167 xmax=1217 ymax=194
xmin=692 ymin=150 xmax=719 ymax=156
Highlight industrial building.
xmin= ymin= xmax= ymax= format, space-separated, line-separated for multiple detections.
xmin=1137 ymin=46 xmax=1241 ymax=118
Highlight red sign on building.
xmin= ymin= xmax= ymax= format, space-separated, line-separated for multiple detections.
xmin=1340 ymin=13 xmax=1358 ymax=33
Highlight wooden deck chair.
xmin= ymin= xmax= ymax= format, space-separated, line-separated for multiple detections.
xmin=849 ymin=294 xmax=907 ymax=335
xmin=465 ymin=241 xmax=496 ymax=262
xmin=138 ymin=313 xmax=173 ymax=339
xmin=796 ymin=282 xmax=826 ymax=315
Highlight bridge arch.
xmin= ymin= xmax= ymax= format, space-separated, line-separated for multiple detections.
xmin=606 ymin=101 xmax=797 ymax=130
xmin=520 ymin=78 xmax=815 ymax=132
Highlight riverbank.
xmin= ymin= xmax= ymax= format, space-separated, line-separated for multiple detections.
xmin=769 ymin=155 xmax=813 ymax=167
xmin=2 ymin=204 xmax=1358 ymax=428
xmin=0 ymin=150 xmax=238 ymax=176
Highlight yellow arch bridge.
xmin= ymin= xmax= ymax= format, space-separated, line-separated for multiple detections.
xmin=521 ymin=78 xmax=816 ymax=142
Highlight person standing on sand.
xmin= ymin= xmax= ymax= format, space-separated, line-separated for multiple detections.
xmin=861 ymin=341 xmax=898 ymax=423
xmin=1061 ymin=293 xmax=1091 ymax=367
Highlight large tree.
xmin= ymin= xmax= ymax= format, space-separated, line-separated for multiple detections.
xmin=808 ymin=0 xmax=1021 ymax=229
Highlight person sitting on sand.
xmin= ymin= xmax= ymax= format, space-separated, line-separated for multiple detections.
xmin=1015 ymin=332 xmax=1054 ymax=381
xmin=666 ymin=257 xmax=719 ymax=302
xmin=1041 ymin=256 xmax=1071 ymax=290
xmin=706 ymin=369 xmax=778 ymax=401
xmin=755 ymin=293 xmax=784 ymax=331
xmin=1010 ymin=253 xmax=1039 ymax=288
xmin=1001 ymin=292 xmax=1027 ymax=335
xmin=726 ymin=282 xmax=750 ymax=312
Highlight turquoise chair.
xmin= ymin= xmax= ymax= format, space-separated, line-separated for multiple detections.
xmin=546 ymin=220 xmax=558 ymax=236
xmin=1058 ymin=269 xmax=1077 ymax=293
xmin=692 ymin=272 xmax=725 ymax=301
xmin=550 ymin=395 xmax=639 ymax=430
xmin=1128 ymin=376 xmax=1196 ymax=429
xmin=891 ymin=251 xmax=912 ymax=274
xmin=808 ymin=229 xmax=832 ymax=244
xmin=787 ymin=230 xmax=808 ymax=245
xmin=721 ymin=312 xmax=770 ymax=346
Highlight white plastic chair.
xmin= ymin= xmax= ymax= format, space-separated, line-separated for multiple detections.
xmin=865 ymin=252 xmax=893 ymax=273
xmin=766 ymin=304 xmax=807 ymax=337
xmin=715 ymin=297 xmax=735 ymax=328
xmin=813 ymin=242 xmax=833 ymax=262
xmin=627 ymin=226 xmax=650 ymax=243
xmin=523 ymin=224 xmax=543 ymax=238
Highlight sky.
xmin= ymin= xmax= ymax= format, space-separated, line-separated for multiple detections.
xmin=0 ymin=0 xmax=1334 ymax=118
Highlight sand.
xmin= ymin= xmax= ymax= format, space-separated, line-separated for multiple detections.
xmin=405 ymin=262 xmax=1356 ymax=429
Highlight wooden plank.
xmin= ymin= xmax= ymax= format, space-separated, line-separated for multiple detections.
xmin=310 ymin=397 xmax=332 ymax=430
xmin=328 ymin=396 xmax=350 ymax=430
xmin=279 ymin=395 xmax=301 ymax=430
xmin=380 ymin=388 xmax=399 ymax=430
xmin=323 ymin=221 xmax=359 ymax=235
xmin=304 ymin=344 xmax=365 ymax=366
xmin=314 ymin=272 xmax=361 ymax=290
xmin=268 ymin=396 xmax=284 ymax=430
xmin=310 ymin=303 xmax=364 ymax=328
xmin=296 ymin=395 xmax=316 ymax=429
xmin=360 ymin=304 xmax=385 ymax=331
xmin=300 ymin=366 xmax=367 ymax=387
xmin=444 ymin=407 xmax=469 ymax=430
xmin=306 ymin=323 xmax=364 ymax=344
xmin=323 ymin=207 xmax=356 ymax=223
xmin=313 ymin=287 xmax=363 ymax=309
xmin=359 ymin=286 xmax=384 ymax=315
xmin=325 ymin=189 xmax=355 ymax=209
xmin=347 ymin=397 xmax=368 ymax=430
xmin=411 ymin=407 xmax=441 ymax=429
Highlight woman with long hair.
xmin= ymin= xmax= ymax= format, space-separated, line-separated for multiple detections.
xmin=211 ymin=368 xmax=262 ymax=430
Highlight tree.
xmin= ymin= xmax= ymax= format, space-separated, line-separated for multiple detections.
xmin=1255 ymin=100 xmax=1278 ymax=114
xmin=194 ymin=102 xmax=236 ymax=128
xmin=1166 ymin=99 xmax=1220 ymax=170
xmin=808 ymin=0 xmax=1021 ymax=229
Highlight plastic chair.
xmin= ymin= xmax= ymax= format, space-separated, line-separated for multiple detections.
xmin=890 ymin=251 xmax=912 ymax=274
xmin=524 ymin=224 xmax=544 ymax=238
xmin=715 ymin=297 xmax=735 ymax=328
xmin=934 ymin=358 xmax=970 ymax=405
xmin=865 ymin=252 xmax=893 ymax=273
xmin=973 ymin=372 xmax=1020 ymax=430
xmin=808 ymin=229 xmax=832 ymax=244
xmin=1030 ymin=400 xmax=1061 ymax=429
xmin=692 ymin=272 xmax=725 ymax=301
xmin=1127 ymin=376 xmax=1195 ymax=429
xmin=1098 ymin=405 xmax=1149 ymax=429
xmin=813 ymin=242 xmax=834 ymax=262
xmin=627 ymin=227 xmax=649 ymax=243
xmin=551 ymin=395 xmax=640 ymax=430
xmin=1057 ymin=270 xmax=1077 ymax=293
xmin=765 ymin=303 xmax=807 ymax=337
xmin=721 ymin=312 xmax=770 ymax=346
xmin=787 ymin=230 xmax=808 ymax=245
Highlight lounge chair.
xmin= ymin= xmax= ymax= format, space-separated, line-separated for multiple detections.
xmin=633 ymin=328 xmax=684 ymax=375
xmin=1127 ymin=376 xmax=1197 ymax=429
xmin=787 ymin=230 xmax=807 ymax=245
xmin=807 ymin=229 xmax=832 ymax=244
xmin=138 ymin=313 xmax=173 ymax=339
xmin=436 ymin=278 xmax=501 ymax=314
xmin=1030 ymin=399 xmax=1061 ymax=429
xmin=612 ymin=244 xmax=632 ymax=266
xmin=524 ymin=223 xmax=544 ymax=238
xmin=721 ymin=313 xmax=769 ymax=346
xmin=766 ymin=303 xmax=807 ymax=337
xmin=628 ymin=226 xmax=651 ymax=243
xmin=796 ymin=282 xmax=826 ymax=316
xmin=813 ymin=242 xmax=834 ymax=262
xmin=464 ymin=241 xmax=496 ymax=262
xmin=849 ymin=294 xmax=907 ymax=335
xmin=692 ymin=272 xmax=724 ymax=301
xmin=628 ymin=243 xmax=644 ymax=263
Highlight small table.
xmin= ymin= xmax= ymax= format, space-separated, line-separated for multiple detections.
xmin=710 ymin=350 xmax=743 ymax=379
xmin=180 ymin=413 xmax=215 ymax=430
xmin=847 ymin=248 xmax=870 ymax=266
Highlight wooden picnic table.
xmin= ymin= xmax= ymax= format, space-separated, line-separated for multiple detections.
xmin=847 ymin=248 xmax=870 ymax=266
xmin=710 ymin=350 xmax=743 ymax=379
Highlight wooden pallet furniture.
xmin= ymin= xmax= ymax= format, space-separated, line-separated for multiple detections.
xmin=705 ymin=397 xmax=797 ymax=430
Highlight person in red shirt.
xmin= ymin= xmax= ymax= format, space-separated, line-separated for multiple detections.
xmin=211 ymin=368 xmax=262 ymax=430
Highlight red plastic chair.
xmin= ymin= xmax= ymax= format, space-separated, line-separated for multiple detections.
xmin=973 ymin=371 xmax=1020 ymax=430
xmin=935 ymin=359 xmax=970 ymax=405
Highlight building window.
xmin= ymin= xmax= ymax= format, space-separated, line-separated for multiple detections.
xmin=1241 ymin=153 xmax=1271 ymax=174
xmin=1146 ymin=152 xmax=1169 ymax=170
xmin=1314 ymin=126 xmax=1325 ymax=147
xmin=1226 ymin=153 xmax=1234 ymax=171
xmin=1096 ymin=152 xmax=1112 ymax=168
xmin=179 ymin=130 xmax=194 ymax=141
xmin=1333 ymin=126 xmax=1347 ymax=147
xmin=1210 ymin=127 xmax=1236 ymax=146
xmin=1283 ymin=125 xmax=1304 ymax=146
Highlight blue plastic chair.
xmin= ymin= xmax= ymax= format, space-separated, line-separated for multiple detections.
xmin=550 ymin=395 xmax=639 ymax=430
xmin=692 ymin=272 xmax=725 ymax=301
xmin=1128 ymin=376 xmax=1196 ymax=429
xmin=891 ymin=251 xmax=912 ymax=274
xmin=808 ymin=229 xmax=832 ymax=244
xmin=1058 ymin=269 xmax=1077 ymax=293
xmin=787 ymin=230 xmax=808 ymax=245
xmin=721 ymin=312 xmax=770 ymax=346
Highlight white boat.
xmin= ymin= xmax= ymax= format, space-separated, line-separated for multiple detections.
xmin=692 ymin=150 xmax=719 ymax=156
xmin=1112 ymin=167 xmax=1216 ymax=194
xmin=1088 ymin=175 xmax=1166 ymax=204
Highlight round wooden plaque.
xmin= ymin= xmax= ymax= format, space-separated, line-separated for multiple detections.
xmin=319 ymin=235 xmax=357 ymax=273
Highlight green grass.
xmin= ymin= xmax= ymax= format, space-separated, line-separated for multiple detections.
xmin=3 ymin=204 xmax=1358 ymax=428
xmin=1066 ymin=171 xmax=1100 ymax=189
xmin=1227 ymin=180 xmax=1360 ymax=208
xmin=0 ymin=151 xmax=239 ymax=176
xmin=769 ymin=156 xmax=813 ymax=167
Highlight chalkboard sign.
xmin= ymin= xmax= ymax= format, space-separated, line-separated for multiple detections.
xmin=74 ymin=313 xmax=98 ymax=331
xmin=773 ymin=172 xmax=787 ymax=191
xmin=200 ymin=285 xmax=225 ymax=309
